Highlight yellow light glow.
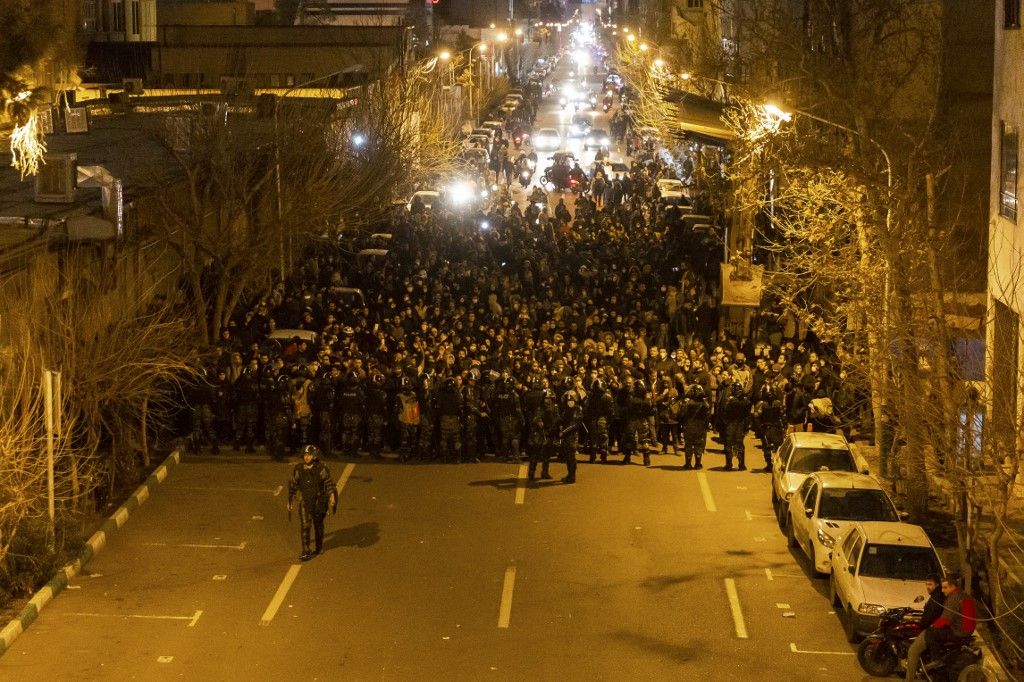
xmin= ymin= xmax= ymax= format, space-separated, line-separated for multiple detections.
xmin=762 ymin=103 xmax=793 ymax=122
xmin=478 ymin=43 xmax=488 ymax=52
xmin=639 ymin=42 xmax=649 ymax=51
xmin=439 ymin=50 xmax=451 ymax=61
xmin=680 ymin=72 xmax=692 ymax=80
xmin=515 ymin=28 xmax=523 ymax=36
xmin=497 ymin=32 xmax=508 ymax=42
xmin=626 ymin=34 xmax=636 ymax=42
xmin=654 ymin=58 xmax=665 ymax=68
xmin=10 ymin=111 xmax=47 ymax=179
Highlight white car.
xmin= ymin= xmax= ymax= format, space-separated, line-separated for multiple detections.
xmin=771 ymin=432 xmax=868 ymax=520
xmin=786 ymin=472 xmax=900 ymax=575
xmin=534 ymin=128 xmax=561 ymax=150
xmin=406 ymin=190 xmax=440 ymax=212
xmin=830 ymin=521 xmax=943 ymax=642
xmin=656 ymin=178 xmax=687 ymax=203
xmin=584 ymin=128 xmax=610 ymax=150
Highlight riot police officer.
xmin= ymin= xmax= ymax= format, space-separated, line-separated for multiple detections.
xmin=287 ymin=445 xmax=337 ymax=561
xmin=721 ymin=382 xmax=752 ymax=470
xmin=418 ymin=375 xmax=438 ymax=461
xmin=395 ymin=376 xmax=420 ymax=462
xmin=462 ymin=372 xmax=485 ymax=462
xmin=311 ymin=366 xmax=338 ymax=457
xmin=232 ymin=365 xmax=260 ymax=453
xmin=524 ymin=380 xmax=554 ymax=480
xmin=623 ymin=380 xmax=652 ymax=466
xmin=436 ymin=376 xmax=464 ymax=463
xmin=758 ymin=384 xmax=787 ymax=471
xmin=584 ymin=378 xmax=614 ymax=463
xmin=336 ymin=372 xmax=364 ymax=455
xmin=364 ymin=373 xmax=389 ymax=458
xmin=492 ymin=376 xmax=523 ymax=463
xmin=558 ymin=389 xmax=583 ymax=484
xmin=680 ymin=384 xmax=711 ymax=469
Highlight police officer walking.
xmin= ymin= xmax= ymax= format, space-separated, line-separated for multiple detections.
xmin=721 ymin=382 xmax=752 ymax=470
xmin=287 ymin=445 xmax=337 ymax=561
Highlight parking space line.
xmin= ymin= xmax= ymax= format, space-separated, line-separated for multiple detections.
xmin=765 ymin=568 xmax=774 ymax=581
xmin=697 ymin=472 xmax=717 ymax=512
xmin=497 ymin=565 xmax=517 ymax=629
xmin=260 ymin=565 xmax=302 ymax=625
xmin=65 ymin=609 xmax=203 ymax=627
xmin=724 ymin=578 xmax=748 ymax=639
xmin=145 ymin=541 xmax=247 ymax=550
xmin=514 ymin=464 xmax=527 ymax=505
xmin=336 ymin=463 xmax=356 ymax=493
xmin=177 ymin=486 xmax=282 ymax=495
xmin=789 ymin=642 xmax=854 ymax=656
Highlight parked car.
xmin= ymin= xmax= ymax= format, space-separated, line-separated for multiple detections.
xmin=584 ymin=127 xmax=610 ymax=150
xmin=534 ymin=127 xmax=561 ymax=150
xmin=771 ymin=432 xmax=868 ymax=520
xmin=463 ymin=133 xmax=490 ymax=150
xmin=830 ymin=522 xmax=943 ymax=642
xmin=786 ymin=472 xmax=900 ymax=575
xmin=656 ymin=178 xmax=687 ymax=203
xmin=406 ymin=189 xmax=440 ymax=212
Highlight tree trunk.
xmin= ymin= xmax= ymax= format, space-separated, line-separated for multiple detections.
xmin=141 ymin=396 xmax=150 ymax=468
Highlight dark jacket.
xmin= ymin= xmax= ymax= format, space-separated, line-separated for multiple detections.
xmin=288 ymin=458 xmax=337 ymax=515
xmin=919 ymin=585 xmax=946 ymax=630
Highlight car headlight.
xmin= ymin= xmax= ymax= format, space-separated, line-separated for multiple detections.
xmin=816 ymin=528 xmax=836 ymax=548
xmin=857 ymin=603 xmax=887 ymax=616
xmin=601 ymin=137 xmax=609 ymax=145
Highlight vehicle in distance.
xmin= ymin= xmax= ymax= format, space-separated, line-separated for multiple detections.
xmin=584 ymin=127 xmax=610 ymax=150
xmin=534 ymin=128 xmax=561 ymax=150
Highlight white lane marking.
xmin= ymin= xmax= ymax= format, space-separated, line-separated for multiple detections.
xmin=337 ymin=463 xmax=356 ymax=493
xmin=177 ymin=486 xmax=281 ymax=495
xmin=765 ymin=568 xmax=774 ymax=581
xmin=65 ymin=611 xmax=201 ymax=626
xmin=753 ymin=537 xmax=767 ymax=542
xmin=497 ymin=566 xmax=517 ymax=629
xmin=155 ymin=465 xmax=168 ymax=483
xmin=789 ymin=642 xmax=854 ymax=656
xmin=746 ymin=509 xmax=776 ymax=519
xmin=515 ymin=464 xmax=527 ymax=505
xmin=261 ymin=564 xmax=302 ymax=625
xmin=145 ymin=542 xmax=247 ymax=550
xmin=776 ymin=603 xmax=791 ymax=609
xmin=697 ymin=473 xmax=717 ymax=512
xmin=745 ymin=510 xmax=752 ymax=521
xmin=771 ymin=573 xmax=806 ymax=579
xmin=724 ymin=578 xmax=748 ymax=639
xmin=114 ymin=507 xmax=130 ymax=528
xmin=157 ymin=656 xmax=174 ymax=663
xmin=213 ymin=575 xmax=227 ymax=581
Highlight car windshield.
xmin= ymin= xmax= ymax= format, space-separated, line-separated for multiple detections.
xmin=858 ymin=544 xmax=940 ymax=580
xmin=788 ymin=448 xmax=856 ymax=474
xmin=817 ymin=489 xmax=898 ymax=521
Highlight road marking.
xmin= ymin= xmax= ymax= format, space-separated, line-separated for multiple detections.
xmin=789 ymin=642 xmax=854 ymax=656
xmin=261 ymin=564 xmax=302 ymax=625
xmin=145 ymin=541 xmax=247 ymax=550
xmin=697 ymin=472 xmax=717 ymax=512
xmin=66 ymin=609 xmax=203 ymax=627
xmin=337 ymin=463 xmax=356 ymax=492
xmin=771 ymin=573 xmax=806 ymax=579
xmin=765 ymin=568 xmax=774 ymax=581
xmin=776 ymin=603 xmax=791 ymax=609
xmin=514 ymin=464 xmax=527 ymax=505
xmin=157 ymin=656 xmax=174 ymax=663
xmin=213 ymin=575 xmax=227 ymax=581
xmin=724 ymin=579 xmax=748 ymax=639
xmin=497 ymin=565 xmax=517 ymax=629
xmin=746 ymin=509 xmax=775 ymax=520
xmin=753 ymin=536 xmax=766 ymax=542
xmin=178 ymin=486 xmax=282 ymax=495
xmin=745 ymin=510 xmax=752 ymax=521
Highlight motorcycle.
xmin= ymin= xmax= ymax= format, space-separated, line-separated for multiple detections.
xmin=857 ymin=607 xmax=984 ymax=680
xmin=519 ymin=168 xmax=533 ymax=188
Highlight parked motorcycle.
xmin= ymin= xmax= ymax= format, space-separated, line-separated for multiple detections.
xmin=857 ymin=608 xmax=984 ymax=680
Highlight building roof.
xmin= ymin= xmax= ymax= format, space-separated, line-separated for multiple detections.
xmin=296 ymin=0 xmax=412 ymax=26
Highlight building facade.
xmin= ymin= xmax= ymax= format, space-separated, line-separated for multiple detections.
xmin=988 ymin=0 xmax=1024 ymax=448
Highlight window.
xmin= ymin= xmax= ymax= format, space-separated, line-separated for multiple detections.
xmin=131 ymin=0 xmax=140 ymax=34
xmin=802 ymin=481 xmax=819 ymax=510
xmin=1007 ymin=0 xmax=1021 ymax=29
xmin=112 ymin=0 xmax=125 ymax=31
xmin=1001 ymin=122 xmax=1018 ymax=221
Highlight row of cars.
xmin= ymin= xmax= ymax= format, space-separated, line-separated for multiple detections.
xmin=769 ymin=432 xmax=944 ymax=642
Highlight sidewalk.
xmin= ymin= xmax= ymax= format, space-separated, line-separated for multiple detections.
xmin=851 ymin=440 xmax=1019 ymax=680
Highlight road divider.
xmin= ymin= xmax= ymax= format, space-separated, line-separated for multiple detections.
xmin=497 ymin=565 xmax=517 ymax=629
xmin=724 ymin=578 xmax=748 ymax=639
xmin=260 ymin=565 xmax=302 ymax=626
xmin=697 ymin=472 xmax=717 ymax=512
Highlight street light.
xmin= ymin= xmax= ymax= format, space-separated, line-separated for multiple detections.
xmin=626 ymin=33 xmax=636 ymax=43
xmin=639 ymin=42 xmax=649 ymax=51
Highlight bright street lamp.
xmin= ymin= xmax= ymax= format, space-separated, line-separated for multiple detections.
xmin=639 ymin=42 xmax=649 ymax=51
xmin=439 ymin=50 xmax=451 ymax=61
xmin=653 ymin=58 xmax=665 ymax=68
xmin=626 ymin=33 xmax=636 ymax=43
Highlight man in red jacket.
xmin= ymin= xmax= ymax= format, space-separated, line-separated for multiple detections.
xmin=925 ymin=573 xmax=976 ymax=664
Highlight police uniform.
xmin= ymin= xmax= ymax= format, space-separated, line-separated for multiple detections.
xmin=492 ymin=379 xmax=523 ymax=463
xmin=558 ymin=391 xmax=583 ymax=483
xmin=287 ymin=446 xmax=337 ymax=561
xmin=680 ymin=386 xmax=711 ymax=469
xmin=584 ymin=381 xmax=614 ymax=463
xmin=364 ymin=375 xmax=389 ymax=458
xmin=336 ymin=374 xmax=364 ymax=454
xmin=436 ymin=378 xmax=464 ymax=463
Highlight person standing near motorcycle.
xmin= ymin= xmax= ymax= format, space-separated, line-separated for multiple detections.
xmin=904 ymin=574 xmax=946 ymax=681
xmin=905 ymin=573 xmax=976 ymax=681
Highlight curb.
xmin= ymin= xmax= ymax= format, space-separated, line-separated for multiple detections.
xmin=0 ymin=450 xmax=181 ymax=657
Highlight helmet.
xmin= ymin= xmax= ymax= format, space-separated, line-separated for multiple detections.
xmin=372 ymin=373 xmax=385 ymax=385
xmin=444 ymin=377 xmax=458 ymax=389
xmin=400 ymin=376 xmax=412 ymax=390
xmin=303 ymin=444 xmax=320 ymax=458
xmin=542 ymin=388 xmax=556 ymax=401
xmin=591 ymin=378 xmax=604 ymax=393
xmin=564 ymin=390 xmax=579 ymax=406
xmin=687 ymin=384 xmax=705 ymax=399
xmin=633 ymin=379 xmax=646 ymax=393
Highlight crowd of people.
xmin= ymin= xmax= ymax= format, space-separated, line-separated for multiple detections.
xmin=186 ymin=87 xmax=869 ymax=486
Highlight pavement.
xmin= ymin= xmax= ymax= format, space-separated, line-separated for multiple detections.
xmin=0 ymin=434 xmax=878 ymax=681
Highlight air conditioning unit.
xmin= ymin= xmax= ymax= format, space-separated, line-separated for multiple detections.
xmin=65 ymin=107 xmax=89 ymax=133
xmin=123 ymin=78 xmax=144 ymax=95
xmin=219 ymin=76 xmax=253 ymax=98
xmin=37 ymin=106 xmax=55 ymax=135
xmin=35 ymin=153 xmax=78 ymax=204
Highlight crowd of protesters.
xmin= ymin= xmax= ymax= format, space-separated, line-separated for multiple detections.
xmin=185 ymin=99 xmax=869 ymax=484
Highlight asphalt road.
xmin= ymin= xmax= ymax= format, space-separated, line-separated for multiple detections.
xmin=0 ymin=435 xmax=871 ymax=681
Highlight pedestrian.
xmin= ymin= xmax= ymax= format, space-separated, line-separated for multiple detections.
xmin=287 ymin=445 xmax=337 ymax=562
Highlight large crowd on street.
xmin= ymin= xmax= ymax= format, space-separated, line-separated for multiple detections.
xmin=186 ymin=82 xmax=870 ymax=485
